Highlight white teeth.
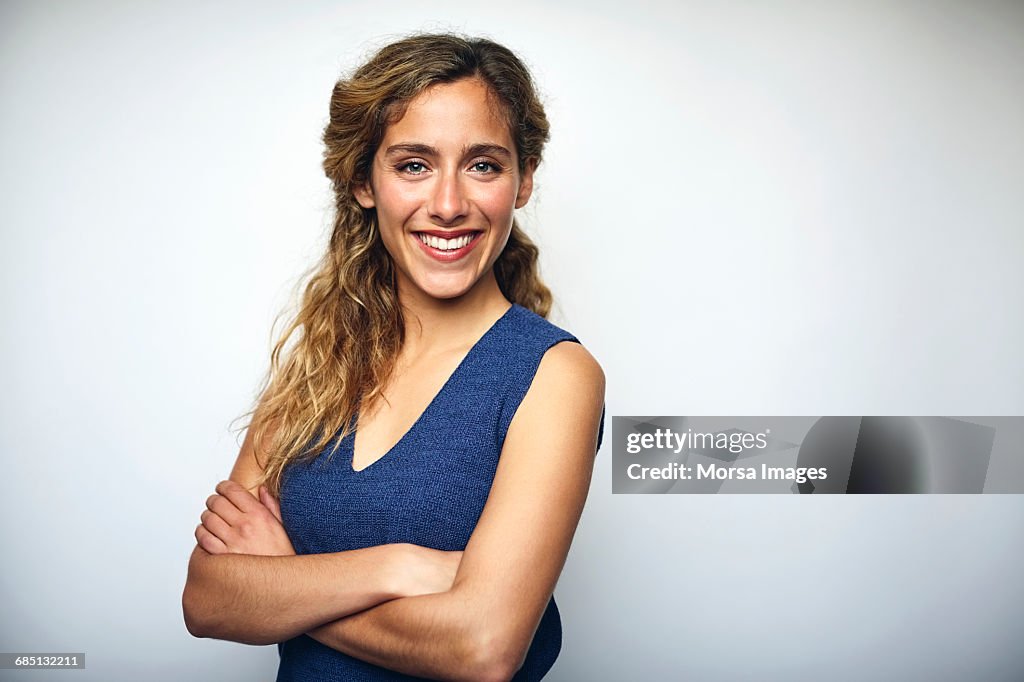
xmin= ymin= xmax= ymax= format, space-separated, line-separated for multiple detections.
xmin=417 ymin=234 xmax=474 ymax=250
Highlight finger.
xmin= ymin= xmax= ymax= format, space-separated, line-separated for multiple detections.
xmin=195 ymin=523 xmax=228 ymax=554
xmin=205 ymin=494 xmax=243 ymax=525
xmin=215 ymin=479 xmax=261 ymax=513
xmin=200 ymin=509 xmax=234 ymax=543
xmin=260 ymin=486 xmax=284 ymax=524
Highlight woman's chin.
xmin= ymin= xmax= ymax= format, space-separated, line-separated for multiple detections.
xmin=411 ymin=274 xmax=480 ymax=302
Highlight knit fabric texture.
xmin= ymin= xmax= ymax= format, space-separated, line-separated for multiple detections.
xmin=275 ymin=303 xmax=605 ymax=681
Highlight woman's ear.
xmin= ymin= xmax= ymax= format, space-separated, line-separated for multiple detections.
xmin=353 ymin=181 xmax=375 ymax=209
xmin=514 ymin=158 xmax=537 ymax=209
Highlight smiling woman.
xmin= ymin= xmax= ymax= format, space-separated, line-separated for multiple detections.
xmin=181 ymin=33 xmax=605 ymax=682
xmin=353 ymin=77 xmax=535 ymax=311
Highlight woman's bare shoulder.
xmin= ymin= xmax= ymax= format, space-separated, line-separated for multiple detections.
xmin=536 ymin=340 xmax=605 ymax=395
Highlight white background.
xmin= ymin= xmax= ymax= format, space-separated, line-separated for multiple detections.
xmin=2 ymin=1 xmax=1022 ymax=680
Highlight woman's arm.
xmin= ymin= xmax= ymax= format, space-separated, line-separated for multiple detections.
xmin=184 ymin=542 xmax=411 ymax=645
xmin=305 ymin=341 xmax=605 ymax=681
xmin=182 ymin=420 xmax=461 ymax=645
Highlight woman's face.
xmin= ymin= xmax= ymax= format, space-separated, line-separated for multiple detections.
xmin=355 ymin=78 xmax=535 ymax=304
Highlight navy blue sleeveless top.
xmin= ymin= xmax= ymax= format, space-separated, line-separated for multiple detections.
xmin=276 ymin=303 xmax=604 ymax=681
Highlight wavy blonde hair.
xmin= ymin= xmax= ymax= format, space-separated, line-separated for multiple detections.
xmin=236 ymin=34 xmax=553 ymax=495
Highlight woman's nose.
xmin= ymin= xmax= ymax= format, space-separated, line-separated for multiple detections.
xmin=427 ymin=172 xmax=469 ymax=224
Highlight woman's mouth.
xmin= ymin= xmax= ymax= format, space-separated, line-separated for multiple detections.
xmin=412 ymin=230 xmax=483 ymax=262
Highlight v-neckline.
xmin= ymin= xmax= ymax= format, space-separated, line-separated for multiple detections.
xmin=349 ymin=303 xmax=517 ymax=473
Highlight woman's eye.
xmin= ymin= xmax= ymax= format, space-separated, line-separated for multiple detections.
xmin=471 ymin=161 xmax=499 ymax=173
xmin=400 ymin=162 xmax=427 ymax=175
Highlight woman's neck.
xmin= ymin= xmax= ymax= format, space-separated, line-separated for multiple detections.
xmin=397 ymin=271 xmax=512 ymax=358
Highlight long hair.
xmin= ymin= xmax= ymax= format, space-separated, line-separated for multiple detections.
xmin=238 ymin=34 xmax=553 ymax=495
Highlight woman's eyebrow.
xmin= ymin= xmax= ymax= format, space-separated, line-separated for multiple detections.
xmin=383 ymin=143 xmax=512 ymax=161
xmin=464 ymin=143 xmax=512 ymax=161
xmin=384 ymin=143 xmax=436 ymax=157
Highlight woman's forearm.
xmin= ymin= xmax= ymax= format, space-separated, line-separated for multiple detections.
xmin=306 ymin=587 xmax=518 ymax=682
xmin=182 ymin=544 xmax=404 ymax=646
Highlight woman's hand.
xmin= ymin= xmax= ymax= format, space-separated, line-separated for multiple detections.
xmin=195 ymin=479 xmax=295 ymax=556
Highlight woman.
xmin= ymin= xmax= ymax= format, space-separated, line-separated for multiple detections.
xmin=182 ymin=33 xmax=605 ymax=681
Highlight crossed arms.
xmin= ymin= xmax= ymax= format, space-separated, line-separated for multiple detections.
xmin=181 ymin=341 xmax=605 ymax=681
